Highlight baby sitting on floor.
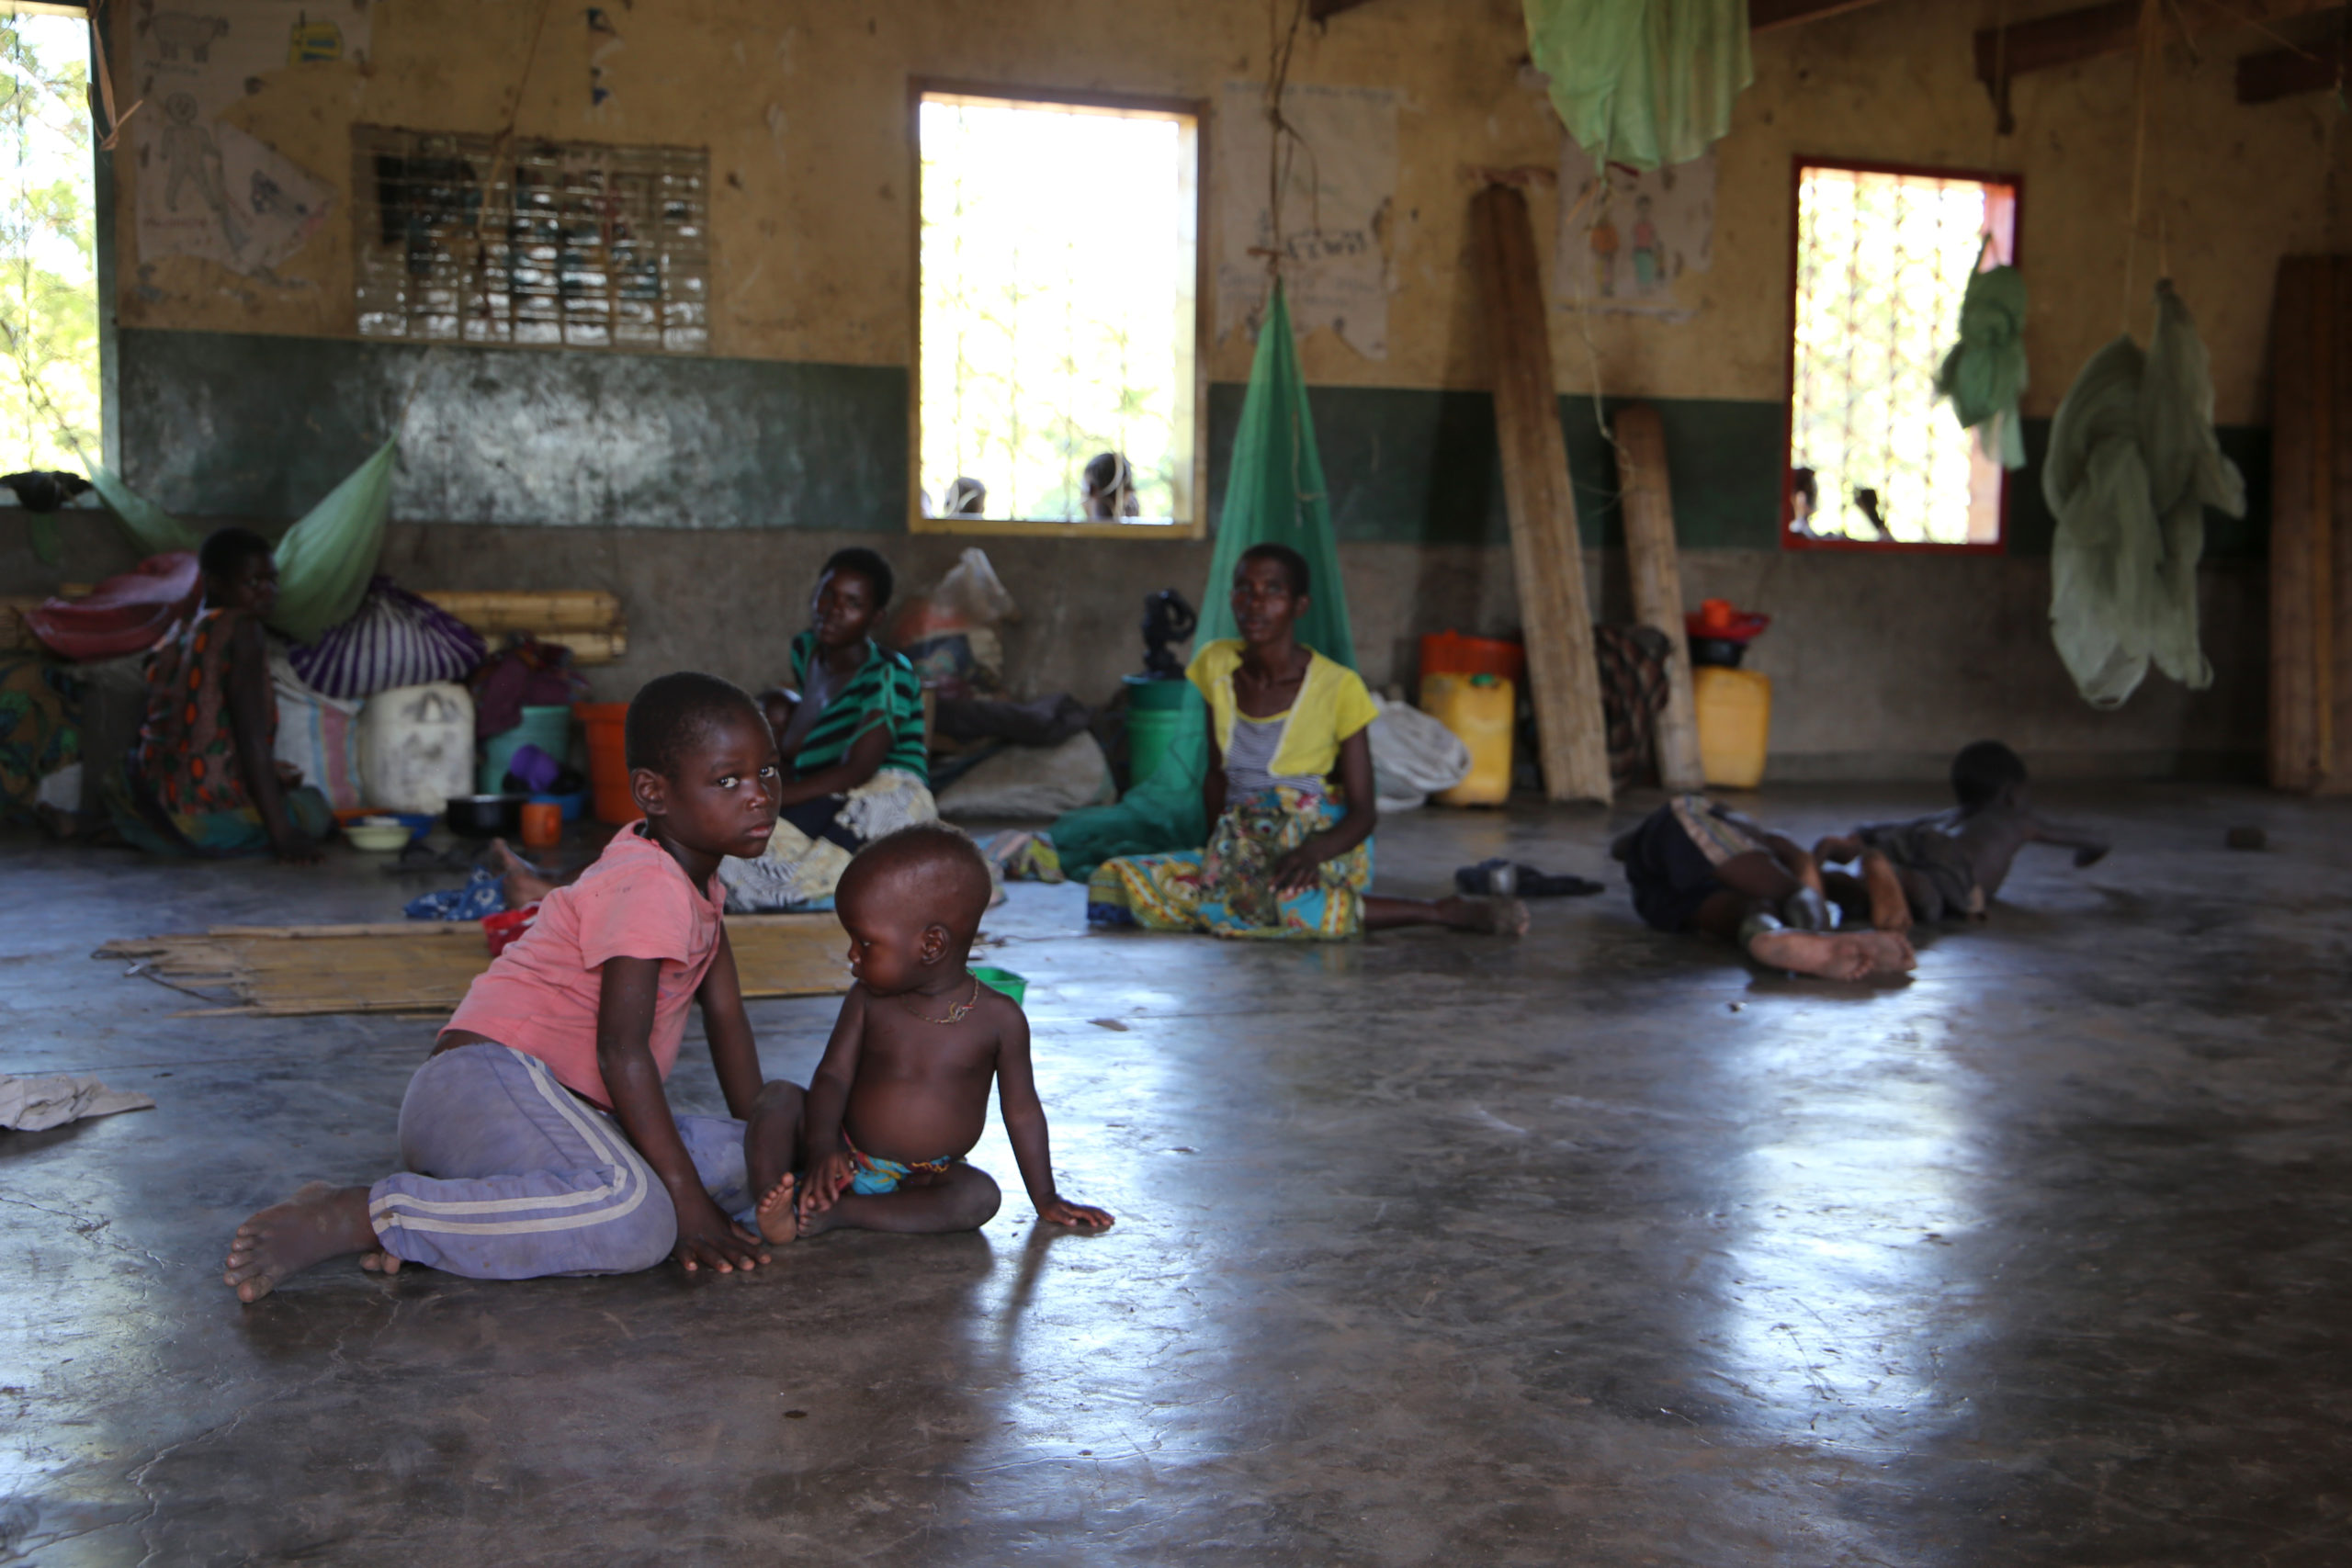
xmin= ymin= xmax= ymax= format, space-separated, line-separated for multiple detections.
xmin=744 ymin=822 xmax=1113 ymax=1242
xmin=1812 ymin=740 xmax=2110 ymax=934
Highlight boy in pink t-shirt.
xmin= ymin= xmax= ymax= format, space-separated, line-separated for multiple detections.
xmin=224 ymin=672 xmax=788 ymax=1300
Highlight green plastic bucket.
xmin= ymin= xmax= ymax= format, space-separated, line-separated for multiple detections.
xmin=1124 ymin=674 xmax=1189 ymax=791
xmin=972 ymin=966 xmax=1027 ymax=1007
xmin=480 ymin=705 xmax=573 ymax=795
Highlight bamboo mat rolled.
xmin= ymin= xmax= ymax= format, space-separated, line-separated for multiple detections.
xmin=98 ymin=913 xmax=851 ymax=1019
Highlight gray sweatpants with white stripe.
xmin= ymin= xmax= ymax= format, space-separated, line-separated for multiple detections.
xmin=369 ymin=1043 xmax=754 ymax=1280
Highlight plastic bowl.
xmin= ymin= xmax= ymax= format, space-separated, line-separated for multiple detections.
xmin=971 ymin=965 xmax=1027 ymax=1007
xmin=345 ymin=820 xmax=413 ymax=852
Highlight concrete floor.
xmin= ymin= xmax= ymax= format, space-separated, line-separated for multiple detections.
xmin=3 ymin=783 xmax=2350 ymax=1566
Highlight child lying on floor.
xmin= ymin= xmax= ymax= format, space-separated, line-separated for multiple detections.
xmin=223 ymin=672 xmax=787 ymax=1301
xmin=1612 ymin=794 xmax=1916 ymax=981
xmin=1812 ymin=740 xmax=2110 ymax=934
xmin=741 ymin=822 xmax=1112 ymax=1242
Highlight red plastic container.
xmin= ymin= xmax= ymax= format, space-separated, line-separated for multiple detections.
xmin=1419 ymin=630 xmax=1527 ymax=687
xmin=483 ymin=903 xmax=541 ymax=958
xmin=574 ymin=701 xmax=642 ymax=826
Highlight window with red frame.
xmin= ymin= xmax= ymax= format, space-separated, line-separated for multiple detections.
xmin=1785 ymin=160 xmax=2019 ymax=551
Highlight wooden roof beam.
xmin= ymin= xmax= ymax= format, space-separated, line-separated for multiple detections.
xmin=1749 ymin=0 xmax=1900 ymax=30
xmin=1317 ymin=0 xmax=1903 ymax=27
xmin=1975 ymin=0 xmax=2342 ymax=88
xmin=2236 ymin=10 xmax=2346 ymax=101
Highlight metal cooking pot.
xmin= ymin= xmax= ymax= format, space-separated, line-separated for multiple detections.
xmin=445 ymin=793 xmax=527 ymax=838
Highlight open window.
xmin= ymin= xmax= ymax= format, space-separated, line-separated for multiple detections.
xmin=1 ymin=10 xmax=103 ymax=479
xmin=1784 ymin=159 xmax=2020 ymax=552
xmin=912 ymin=85 xmax=1204 ymax=536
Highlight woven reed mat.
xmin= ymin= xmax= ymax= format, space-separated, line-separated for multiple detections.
xmin=96 ymin=913 xmax=850 ymax=1019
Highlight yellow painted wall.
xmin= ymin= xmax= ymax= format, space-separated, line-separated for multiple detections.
xmin=117 ymin=0 xmax=2338 ymax=425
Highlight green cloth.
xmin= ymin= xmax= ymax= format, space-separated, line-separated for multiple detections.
xmin=1935 ymin=265 xmax=2029 ymax=470
xmin=786 ymin=631 xmax=930 ymax=782
xmin=1052 ymin=281 xmax=1357 ymax=876
xmin=270 ymin=440 xmax=396 ymax=643
xmin=2041 ymin=282 xmax=2243 ymax=709
xmin=89 ymin=465 xmax=201 ymax=555
xmin=1524 ymin=0 xmax=1752 ymax=171
xmin=85 ymin=444 xmax=396 ymax=644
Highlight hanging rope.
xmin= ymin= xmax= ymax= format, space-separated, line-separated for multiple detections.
xmin=85 ymin=2 xmax=141 ymax=151
xmin=2120 ymin=0 xmax=2165 ymax=329
xmin=1261 ymin=0 xmax=1316 ymax=276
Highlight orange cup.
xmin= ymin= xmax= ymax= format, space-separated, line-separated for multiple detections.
xmin=519 ymin=801 xmax=563 ymax=851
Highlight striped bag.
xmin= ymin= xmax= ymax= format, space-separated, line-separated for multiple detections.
xmin=288 ymin=577 xmax=488 ymax=701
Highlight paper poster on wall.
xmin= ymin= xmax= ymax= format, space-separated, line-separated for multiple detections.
xmin=1554 ymin=140 xmax=1716 ymax=319
xmin=1216 ymin=82 xmax=1396 ymax=359
xmin=130 ymin=0 xmax=370 ymax=275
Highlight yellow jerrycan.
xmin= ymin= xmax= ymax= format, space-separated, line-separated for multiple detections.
xmin=1692 ymin=666 xmax=1771 ymax=789
xmin=1421 ymin=672 xmax=1515 ymax=806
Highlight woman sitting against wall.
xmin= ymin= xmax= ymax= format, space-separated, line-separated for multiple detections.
xmin=719 ymin=547 xmax=937 ymax=911
xmin=102 ymin=526 xmax=331 ymax=863
xmin=1086 ymin=544 xmax=1525 ymax=940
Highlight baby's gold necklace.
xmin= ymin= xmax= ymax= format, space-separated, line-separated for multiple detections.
xmin=899 ymin=974 xmax=981 ymax=1025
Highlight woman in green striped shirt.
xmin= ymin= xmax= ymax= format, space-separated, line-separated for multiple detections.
xmin=718 ymin=548 xmax=937 ymax=911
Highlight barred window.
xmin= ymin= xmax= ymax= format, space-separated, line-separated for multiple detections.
xmin=352 ymin=127 xmax=708 ymax=353
xmin=1786 ymin=161 xmax=2018 ymax=550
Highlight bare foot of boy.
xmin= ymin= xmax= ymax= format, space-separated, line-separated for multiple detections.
xmin=487 ymin=838 xmax=560 ymax=907
xmin=754 ymin=1174 xmax=801 ymax=1247
xmin=1443 ymin=896 xmax=1530 ymax=936
xmin=1747 ymin=929 xmax=1915 ymax=982
xmin=1860 ymin=851 xmax=1913 ymax=934
xmin=222 ymin=1182 xmax=379 ymax=1303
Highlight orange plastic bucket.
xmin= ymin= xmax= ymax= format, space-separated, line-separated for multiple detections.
xmin=1419 ymin=630 xmax=1526 ymax=688
xmin=574 ymin=702 xmax=641 ymax=825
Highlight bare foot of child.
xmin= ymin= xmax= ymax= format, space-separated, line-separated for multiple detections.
xmin=753 ymin=1174 xmax=801 ymax=1247
xmin=1860 ymin=851 xmax=1913 ymax=934
xmin=222 ymin=1182 xmax=379 ymax=1303
xmin=488 ymin=838 xmax=560 ymax=906
xmin=1443 ymin=896 xmax=1530 ymax=936
xmin=1747 ymin=929 xmax=1914 ymax=982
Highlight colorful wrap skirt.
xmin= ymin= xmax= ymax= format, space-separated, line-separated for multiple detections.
xmin=1087 ymin=787 xmax=1372 ymax=942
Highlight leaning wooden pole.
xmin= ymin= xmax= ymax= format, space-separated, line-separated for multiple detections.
xmin=1611 ymin=403 xmax=1707 ymax=792
xmin=1469 ymin=184 xmax=1613 ymax=805
xmin=2267 ymin=255 xmax=2346 ymax=794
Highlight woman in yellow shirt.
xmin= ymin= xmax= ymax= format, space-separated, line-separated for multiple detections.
xmin=1088 ymin=546 xmax=1527 ymax=940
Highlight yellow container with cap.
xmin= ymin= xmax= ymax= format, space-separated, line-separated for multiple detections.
xmin=1692 ymin=666 xmax=1772 ymax=789
xmin=1421 ymin=672 xmax=1515 ymax=806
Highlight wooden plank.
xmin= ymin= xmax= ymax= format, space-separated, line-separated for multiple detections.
xmin=419 ymin=590 xmax=622 ymax=633
xmin=2269 ymin=256 xmax=2330 ymax=792
xmin=1611 ymin=404 xmax=1706 ymax=792
xmin=1749 ymin=0 xmax=1897 ymax=29
xmin=2331 ymin=258 xmax=2352 ymax=795
xmin=1977 ymin=0 xmax=2338 ymax=84
xmin=1469 ymin=185 xmax=1613 ymax=806
xmin=99 ymin=912 xmax=851 ymax=1018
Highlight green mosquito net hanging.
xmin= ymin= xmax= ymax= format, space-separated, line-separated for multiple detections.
xmin=2041 ymin=282 xmax=2241 ymax=708
xmin=1934 ymin=264 xmax=2030 ymax=471
xmin=1523 ymin=0 xmax=1753 ymax=172
xmin=268 ymin=440 xmax=398 ymax=643
xmin=1050 ymin=282 xmax=1356 ymax=877
xmin=87 ymin=441 xmax=397 ymax=644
